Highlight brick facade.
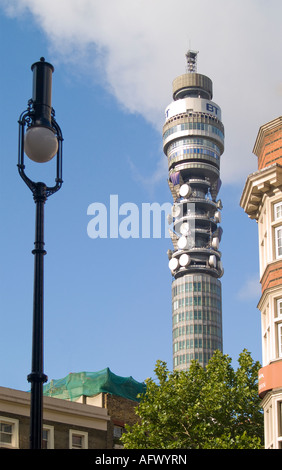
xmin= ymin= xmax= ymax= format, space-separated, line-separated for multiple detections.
xmin=253 ymin=116 xmax=282 ymax=170
xmin=261 ymin=259 xmax=282 ymax=294
xmin=0 ymin=386 xmax=140 ymax=449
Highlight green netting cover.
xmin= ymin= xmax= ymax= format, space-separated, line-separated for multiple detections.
xmin=43 ymin=368 xmax=146 ymax=402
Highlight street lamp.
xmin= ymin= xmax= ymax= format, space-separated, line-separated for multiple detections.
xmin=18 ymin=57 xmax=63 ymax=449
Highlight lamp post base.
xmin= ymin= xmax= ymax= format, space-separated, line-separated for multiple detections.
xmin=27 ymin=373 xmax=48 ymax=449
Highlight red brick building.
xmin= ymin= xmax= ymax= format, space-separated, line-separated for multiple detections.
xmin=241 ymin=116 xmax=282 ymax=448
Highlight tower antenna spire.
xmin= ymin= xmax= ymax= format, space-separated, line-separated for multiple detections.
xmin=185 ymin=49 xmax=199 ymax=73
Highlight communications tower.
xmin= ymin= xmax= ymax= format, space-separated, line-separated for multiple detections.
xmin=163 ymin=51 xmax=224 ymax=370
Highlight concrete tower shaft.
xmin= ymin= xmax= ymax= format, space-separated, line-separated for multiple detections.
xmin=163 ymin=51 xmax=224 ymax=370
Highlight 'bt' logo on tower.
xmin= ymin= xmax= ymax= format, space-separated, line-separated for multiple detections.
xmin=206 ymin=103 xmax=219 ymax=115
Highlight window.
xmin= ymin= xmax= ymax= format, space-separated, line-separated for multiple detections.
xmin=274 ymin=202 xmax=282 ymax=220
xmin=277 ymin=299 xmax=282 ymax=317
xmin=274 ymin=203 xmax=282 ymax=259
xmin=279 ymin=402 xmax=282 ymax=440
xmin=113 ymin=426 xmax=124 ymax=439
xmin=275 ymin=299 xmax=282 ymax=359
xmin=265 ymin=405 xmax=273 ymax=448
xmin=69 ymin=430 xmax=88 ymax=449
xmin=0 ymin=417 xmax=19 ymax=448
xmin=279 ymin=406 xmax=282 ymax=448
xmin=278 ymin=324 xmax=282 ymax=358
xmin=42 ymin=425 xmax=54 ymax=449
xmin=275 ymin=226 xmax=282 ymax=258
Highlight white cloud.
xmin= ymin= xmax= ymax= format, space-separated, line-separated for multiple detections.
xmin=237 ymin=276 xmax=261 ymax=302
xmin=128 ymin=154 xmax=168 ymax=194
xmin=2 ymin=0 xmax=282 ymax=184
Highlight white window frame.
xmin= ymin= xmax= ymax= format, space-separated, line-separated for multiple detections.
xmin=275 ymin=226 xmax=282 ymax=258
xmin=274 ymin=202 xmax=282 ymax=221
xmin=69 ymin=429 xmax=88 ymax=449
xmin=0 ymin=417 xmax=19 ymax=448
xmin=278 ymin=402 xmax=282 ymax=441
xmin=277 ymin=299 xmax=282 ymax=317
xmin=42 ymin=425 xmax=54 ymax=449
xmin=278 ymin=323 xmax=282 ymax=358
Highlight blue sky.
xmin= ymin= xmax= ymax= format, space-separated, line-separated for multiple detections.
xmin=0 ymin=0 xmax=281 ymax=391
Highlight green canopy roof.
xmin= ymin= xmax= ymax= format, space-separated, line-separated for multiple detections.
xmin=43 ymin=368 xmax=146 ymax=402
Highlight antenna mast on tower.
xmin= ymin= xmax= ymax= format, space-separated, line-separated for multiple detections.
xmin=185 ymin=50 xmax=199 ymax=73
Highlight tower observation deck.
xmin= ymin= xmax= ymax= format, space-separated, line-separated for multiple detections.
xmin=163 ymin=51 xmax=224 ymax=370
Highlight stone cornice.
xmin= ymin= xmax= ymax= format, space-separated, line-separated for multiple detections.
xmin=0 ymin=386 xmax=110 ymax=430
xmin=240 ymin=164 xmax=282 ymax=220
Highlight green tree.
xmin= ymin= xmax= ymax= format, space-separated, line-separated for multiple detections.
xmin=122 ymin=350 xmax=263 ymax=449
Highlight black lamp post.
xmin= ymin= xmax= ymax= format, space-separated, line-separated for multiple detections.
xmin=18 ymin=58 xmax=63 ymax=449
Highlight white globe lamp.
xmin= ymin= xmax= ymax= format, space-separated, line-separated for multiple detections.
xmin=24 ymin=126 xmax=58 ymax=163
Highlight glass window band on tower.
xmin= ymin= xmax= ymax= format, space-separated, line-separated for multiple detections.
xmin=164 ymin=51 xmax=224 ymax=370
xmin=172 ymin=274 xmax=222 ymax=369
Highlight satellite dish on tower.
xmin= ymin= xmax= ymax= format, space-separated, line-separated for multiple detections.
xmin=178 ymin=236 xmax=189 ymax=250
xmin=209 ymin=255 xmax=217 ymax=268
xmin=179 ymin=184 xmax=191 ymax=198
xmin=212 ymin=237 xmax=219 ymax=250
xmin=180 ymin=222 xmax=189 ymax=235
xmin=172 ymin=205 xmax=181 ymax=217
xmin=179 ymin=253 xmax=190 ymax=267
xmin=169 ymin=257 xmax=179 ymax=272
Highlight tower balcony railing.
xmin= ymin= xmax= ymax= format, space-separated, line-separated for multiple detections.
xmin=175 ymin=197 xmax=218 ymax=210
xmin=164 ymin=111 xmax=224 ymax=130
xmin=168 ymin=161 xmax=220 ymax=182
xmin=175 ymin=264 xmax=223 ymax=278
xmin=169 ymin=246 xmax=223 ymax=279
xmin=174 ymin=213 xmax=219 ymax=228
xmin=172 ymin=246 xmax=221 ymax=257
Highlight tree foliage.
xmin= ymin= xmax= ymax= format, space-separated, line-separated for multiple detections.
xmin=122 ymin=350 xmax=263 ymax=449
